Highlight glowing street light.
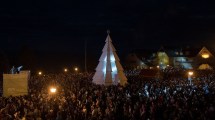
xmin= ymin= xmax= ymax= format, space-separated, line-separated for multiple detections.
xmin=188 ymin=71 xmax=193 ymax=76
xmin=74 ymin=67 xmax=78 ymax=72
xmin=64 ymin=68 xmax=68 ymax=72
xmin=188 ymin=71 xmax=194 ymax=85
xmin=38 ymin=71 xmax=42 ymax=75
xmin=50 ymin=87 xmax=57 ymax=93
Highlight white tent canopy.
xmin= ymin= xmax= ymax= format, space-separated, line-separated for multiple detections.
xmin=93 ymin=32 xmax=127 ymax=86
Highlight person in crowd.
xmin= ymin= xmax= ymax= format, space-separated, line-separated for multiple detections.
xmin=0 ymin=69 xmax=214 ymax=120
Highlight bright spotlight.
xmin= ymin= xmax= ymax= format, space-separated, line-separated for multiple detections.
xmin=188 ymin=71 xmax=193 ymax=76
xmin=188 ymin=71 xmax=194 ymax=85
xmin=50 ymin=87 xmax=57 ymax=93
xmin=74 ymin=67 xmax=78 ymax=71
xmin=38 ymin=71 xmax=42 ymax=75
xmin=64 ymin=68 xmax=68 ymax=72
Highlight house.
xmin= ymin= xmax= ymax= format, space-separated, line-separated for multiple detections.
xmin=125 ymin=46 xmax=215 ymax=70
xmin=195 ymin=47 xmax=215 ymax=70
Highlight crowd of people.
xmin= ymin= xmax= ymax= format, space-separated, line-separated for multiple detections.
xmin=0 ymin=70 xmax=214 ymax=120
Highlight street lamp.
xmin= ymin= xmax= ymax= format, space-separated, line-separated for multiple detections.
xmin=188 ymin=71 xmax=194 ymax=85
xmin=74 ymin=67 xmax=78 ymax=72
xmin=156 ymin=65 xmax=159 ymax=69
xmin=50 ymin=87 xmax=57 ymax=94
xmin=38 ymin=71 xmax=42 ymax=75
xmin=188 ymin=71 xmax=193 ymax=76
xmin=64 ymin=68 xmax=68 ymax=72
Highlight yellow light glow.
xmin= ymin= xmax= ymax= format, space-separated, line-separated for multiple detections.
xmin=201 ymin=53 xmax=209 ymax=59
xmin=38 ymin=72 xmax=42 ymax=75
xmin=75 ymin=67 xmax=78 ymax=71
xmin=188 ymin=71 xmax=193 ymax=76
xmin=50 ymin=88 xmax=57 ymax=93
xmin=64 ymin=68 xmax=68 ymax=72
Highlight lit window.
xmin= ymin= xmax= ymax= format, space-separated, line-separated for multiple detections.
xmin=201 ymin=53 xmax=209 ymax=59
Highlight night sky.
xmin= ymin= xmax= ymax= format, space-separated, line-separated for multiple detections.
xmin=0 ymin=0 xmax=215 ymax=72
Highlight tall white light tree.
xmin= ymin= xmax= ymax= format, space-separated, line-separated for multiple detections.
xmin=93 ymin=31 xmax=127 ymax=86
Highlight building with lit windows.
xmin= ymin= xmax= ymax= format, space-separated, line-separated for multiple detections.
xmin=125 ymin=46 xmax=215 ymax=70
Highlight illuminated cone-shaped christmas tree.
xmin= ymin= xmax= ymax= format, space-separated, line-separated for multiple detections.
xmin=92 ymin=31 xmax=127 ymax=86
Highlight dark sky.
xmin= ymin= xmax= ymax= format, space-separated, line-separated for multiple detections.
xmin=0 ymin=0 xmax=215 ymax=72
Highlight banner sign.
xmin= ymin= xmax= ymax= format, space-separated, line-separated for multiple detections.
xmin=3 ymin=71 xmax=30 ymax=97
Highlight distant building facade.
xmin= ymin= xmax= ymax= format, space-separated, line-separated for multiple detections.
xmin=125 ymin=46 xmax=215 ymax=70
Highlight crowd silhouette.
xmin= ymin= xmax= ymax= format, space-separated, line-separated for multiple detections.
xmin=0 ymin=70 xmax=214 ymax=120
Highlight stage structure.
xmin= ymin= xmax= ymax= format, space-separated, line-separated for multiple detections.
xmin=3 ymin=70 xmax=30 ymax=97
xmin=93 ymin=31 xmax=127 ymax=86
